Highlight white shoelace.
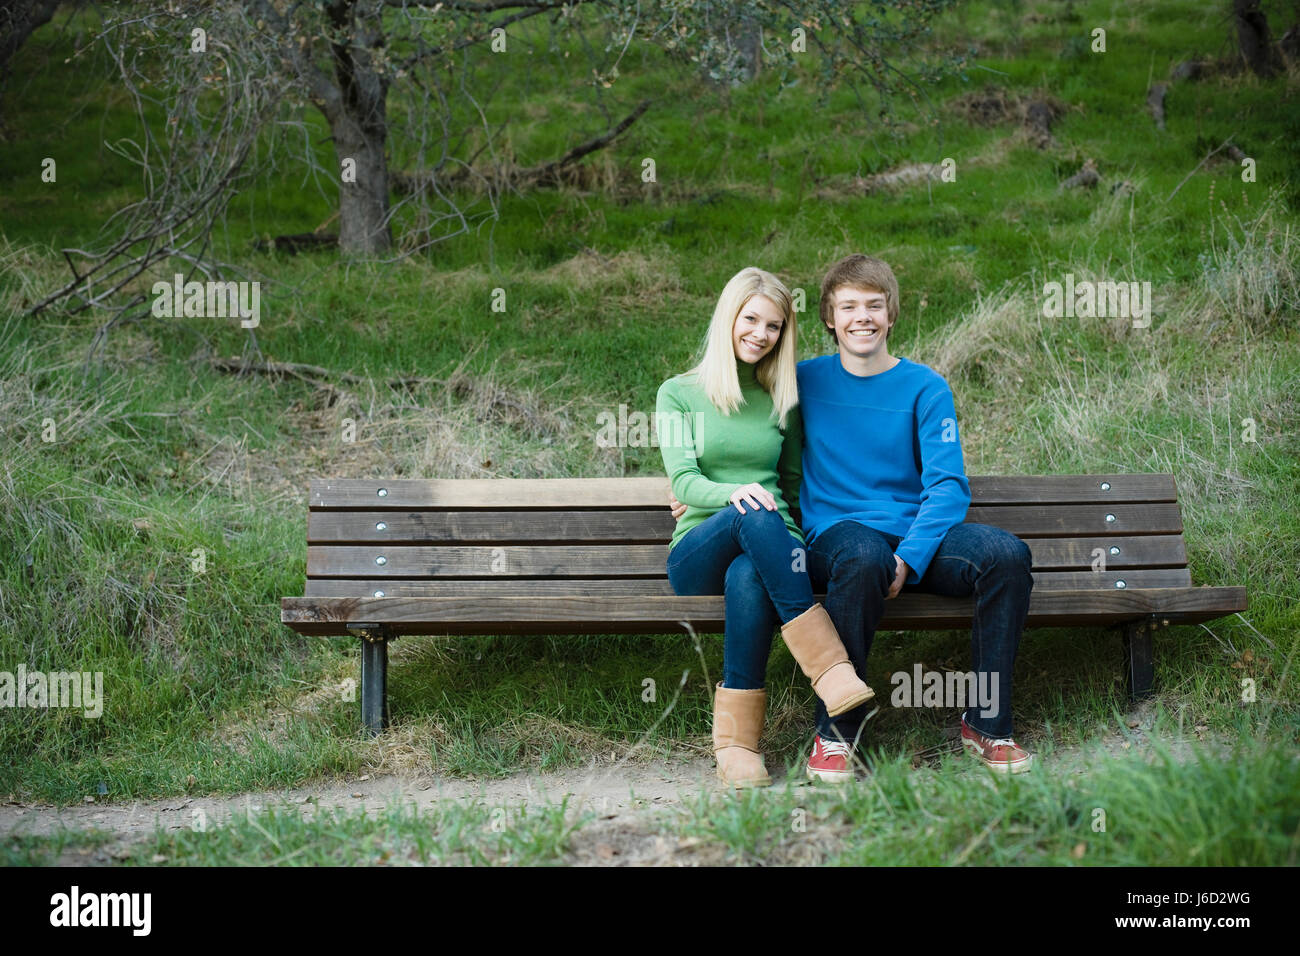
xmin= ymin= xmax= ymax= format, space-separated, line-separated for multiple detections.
xmin=967 ymin=719 xmax=1019 ymax=750
xmin=819 ymin=737 xmax=852 ymax=758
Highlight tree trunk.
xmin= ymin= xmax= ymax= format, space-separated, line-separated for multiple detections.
xmin=0 ymin=0 xmax=64 ymax=133
xmin=332 ymin=106 xmax=392 ymax=255
xmin=0 ymin=0 xmax=61 ymax=74
xmin=736 ymin=14 xmax=762 ymax=81
xmin=326 ymin=0 xmax=392 ymax=255
xmin=1233 ymin=0 xmax=1280 ymax=77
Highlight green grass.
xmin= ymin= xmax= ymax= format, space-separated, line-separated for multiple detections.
xmin=119 ymin=799 xmax=587 ymax=866
xmin=0 ymin=0 xmax=1297 ymax=864
xmin=1 ymin=827 xmax=116 ymax=866
xmin=0 ymin=801 xmax=583 ymax=866
xmin=6 ymin=730 xmax=1293 ymax=866
xmin=675 ymin=733 xmax=1300 ymax=866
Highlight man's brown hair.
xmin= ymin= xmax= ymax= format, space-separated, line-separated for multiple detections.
xmin=819 ymin=254 xmax=901 ymax=341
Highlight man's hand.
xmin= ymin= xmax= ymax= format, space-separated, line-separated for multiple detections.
xmin=886 ymin=554 xmax=911 ymax=599
xmin=668 ymin=492 xmax=687 ymax=522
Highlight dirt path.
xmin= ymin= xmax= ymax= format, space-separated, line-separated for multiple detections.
xmin=3 ymin=700 xmax=1226 ymax=865
xmin=0 ymin=757 xmax=711 ymax=839
xmin=0 ymin=755 xmax=734 ymax=864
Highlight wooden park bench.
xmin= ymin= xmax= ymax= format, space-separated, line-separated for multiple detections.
xmin=280 ymin=474 xmax=1247 ymax=734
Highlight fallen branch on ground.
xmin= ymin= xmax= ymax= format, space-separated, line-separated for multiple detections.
xmin=208 ymin=356 xmax=434 ymax=390
xmin=1166 ymin=135 xmax=1239 ymax=202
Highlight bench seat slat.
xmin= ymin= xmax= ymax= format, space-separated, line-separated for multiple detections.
xmin=281 ymin=586 xmax=1246 ymax=635
xmin=311 ymin=477 xmax=669 ymax=510
xmin=305 ymin=532 xmax=1188 ymax=578
xmin=1026 ymin=534 xmax=1185 ymax=569
xmin=305 ymin=504 xmax=1183 ymax=545
xmin=306 ymin=544 xmax=669 ymax=577
xmin=308 ymin=474 xmax=1178 ymax=509
xmin=1031 ymin=569 xmax=1192 ymax=589
xmin=967 ymin=474 xmax=1176 ymax=503
xmin=304 ymin=568 xmax=1191 ymax=598
xmin=308 ymin=509 xmax=677 ymax=544
xmin=309 ymin=502 xmax=1192 ymax=563
xmin=306 ymin=578 xmax=682 ymax=597
xmin=963 ymin=503 xmax=1182 ymax=536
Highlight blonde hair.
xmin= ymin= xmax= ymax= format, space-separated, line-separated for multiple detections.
xmin=683 ymin=267 xmax=798 ymax=428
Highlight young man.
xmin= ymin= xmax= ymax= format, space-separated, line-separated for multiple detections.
xmin=796 ymin=254 xmax=1034 ymax=778
xmin=671 ymin=255 xmax=1035 ymax=778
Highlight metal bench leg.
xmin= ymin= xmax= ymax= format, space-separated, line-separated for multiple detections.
xmin=1122 ymin=618 xmax=1155 ymax=701
xmin=349 ymin=625 xmax=389 ymax=736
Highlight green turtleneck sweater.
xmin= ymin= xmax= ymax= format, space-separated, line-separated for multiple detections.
xmin=655 ymin=360 xmax=804 ymax=550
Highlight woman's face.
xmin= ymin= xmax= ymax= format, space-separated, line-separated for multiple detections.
xmin=731 ymin=294 xmax=784 ymax=364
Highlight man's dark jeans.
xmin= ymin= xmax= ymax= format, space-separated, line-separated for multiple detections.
xmin=718 ymin=519 xmax=1033 ymax=739
xmin=805 ymin=520 xmax=1033 ymax=741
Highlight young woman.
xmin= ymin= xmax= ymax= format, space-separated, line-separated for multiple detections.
xmin=655 ymin=267 xmax=875 ymax=788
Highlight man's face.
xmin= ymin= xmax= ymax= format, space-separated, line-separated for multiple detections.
xmin=825 ymin=285 xmax=893 ymax=360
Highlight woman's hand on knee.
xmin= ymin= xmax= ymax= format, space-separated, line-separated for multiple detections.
xmin=730 ymin=483 xmax=777 ymax=514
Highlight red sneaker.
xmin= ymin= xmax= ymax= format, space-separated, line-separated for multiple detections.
xmin=961 ymin=716 xmax=1032 ymax=774
xmin=806 ymin=734 xmax=854 ymax=783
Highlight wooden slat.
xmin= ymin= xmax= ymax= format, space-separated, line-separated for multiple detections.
xmin=308 ymin=474 xmax=1178 ymax=510
xmin=966 ymin=474 xmax=1176 ymax=504
xmin=306 ymin=544 xmax=670 ymax=577
xmin=307 ymin=490 xmax=1181 ymax=538
xmin=305 ymin=532 xmax=1189 ymax=579
xmin=1023 ymin=535 xmax=1185 ymax=570
xmin=309 ymin=477 xmax=670 ymax=510
xmin=306 ymin=579 xmax=680 ymax=597
xmin=281 ymin=586 xmax=1247 ymax=635
xmin=304 ymin=568 xmax=1190 ymax=598
xmin=308 ymin=509 xmax=676 ymax=544
xmin=305 ymin=517 xmax=1187 ymax=570
xmin=1030 ymin=569 xmax=1192 ymax=590
xmin=964 ymin=504 xmax=1182 ymax=537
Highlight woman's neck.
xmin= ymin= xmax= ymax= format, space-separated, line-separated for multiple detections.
xmin=736 ymin=358 xmax=760 ymax=383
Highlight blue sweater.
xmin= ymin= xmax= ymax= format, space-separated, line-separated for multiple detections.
xmin=796 ymin=355 xmax=971 ymax=584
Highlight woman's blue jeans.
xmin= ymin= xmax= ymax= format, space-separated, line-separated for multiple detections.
xmin=665 ymin=505 xmax=815 ymax=689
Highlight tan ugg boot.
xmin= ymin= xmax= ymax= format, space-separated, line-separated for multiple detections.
xmin=781 ymin=603 xmax=875 ymax=717
xmin=712 ymin=683 xmax=772 ymax=789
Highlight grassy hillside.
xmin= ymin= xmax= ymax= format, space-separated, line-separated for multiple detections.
xmin=0 ymin=0 xmax=1296 ymax=863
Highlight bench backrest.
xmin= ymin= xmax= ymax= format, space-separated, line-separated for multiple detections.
xmin=302 ymin=475 xmax=1192 ymax=598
